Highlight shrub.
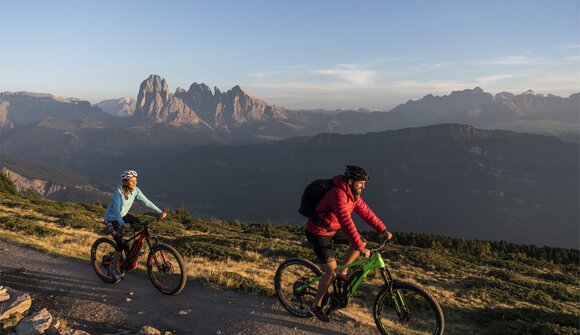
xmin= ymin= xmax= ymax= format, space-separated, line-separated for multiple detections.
xmin=57 ymin=213 xmax=101 ymax=231
xmin=0 ymin=217 xmax=60 ymax=237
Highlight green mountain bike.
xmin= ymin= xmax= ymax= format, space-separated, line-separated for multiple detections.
xmin=274 ymin=240 xmax=445 ymax=335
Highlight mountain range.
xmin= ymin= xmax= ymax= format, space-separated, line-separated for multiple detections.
xmin=2 ymin=75 xmax=579 ymax=143
xmin=1 ymin=76 xmax=578 ymax=248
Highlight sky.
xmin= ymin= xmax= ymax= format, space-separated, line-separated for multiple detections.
xmin=1 ymin=0 xmax=579 ymax=110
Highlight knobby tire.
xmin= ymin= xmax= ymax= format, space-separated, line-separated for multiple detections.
xmin=146 ymin=243 xmax=187 ymax=295
xmin=274 ymin=258 xmax=325 ymax=318
xmin=373 ymin=281 xmax=444 ymax=335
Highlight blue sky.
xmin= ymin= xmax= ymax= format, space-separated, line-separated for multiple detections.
xmin=1 ymin=0 xmax=579 ymax=110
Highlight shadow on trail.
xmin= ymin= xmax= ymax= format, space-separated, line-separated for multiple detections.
xmin=0 ymin=265 xmax=127 ymax=302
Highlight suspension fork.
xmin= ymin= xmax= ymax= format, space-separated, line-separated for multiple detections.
xmin=145 ymin=233 xmax=167 ymax=268
xmin=381 ymin=268 xmax=411 ymax=321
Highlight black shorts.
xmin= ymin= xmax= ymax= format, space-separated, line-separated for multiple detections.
xmin=305 ymin=229 xmax=351 ymax=265
xmin=105 ymin=214 xmax=141 ymax=252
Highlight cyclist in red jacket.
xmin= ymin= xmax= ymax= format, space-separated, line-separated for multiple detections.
xmin=305 ymin=165 xmax=393 ymax=322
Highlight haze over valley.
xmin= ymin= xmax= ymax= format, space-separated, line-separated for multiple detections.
xmin=1 ymin=75 xmax=578 ymax=248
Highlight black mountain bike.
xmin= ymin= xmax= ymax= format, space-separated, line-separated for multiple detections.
xmin=91 ymin=220 xmax=187 ymax=295
xmin=274 ymin=240 xmax=445 ymax=335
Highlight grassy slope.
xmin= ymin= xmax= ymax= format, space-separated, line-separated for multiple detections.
xmin=0 ymin=192 xmax=578 ymax=335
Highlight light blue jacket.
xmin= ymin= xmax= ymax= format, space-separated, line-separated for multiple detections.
xmin=104 ymin=186 xmax=163 ymax=225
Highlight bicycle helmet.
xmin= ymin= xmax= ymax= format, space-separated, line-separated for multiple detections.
xmin=344 ymin=165 xmax=370 ymax=181
xmin=121 ymin=170 xmax=138 ymax=180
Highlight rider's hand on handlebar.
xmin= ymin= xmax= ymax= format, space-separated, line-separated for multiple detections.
xmin=360 ymin=248 xmax=371 ymax=258
xmin=382 ymin=230 xmax=393 ymax=240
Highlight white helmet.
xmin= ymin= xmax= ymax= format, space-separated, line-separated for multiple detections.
xmin=121 ymin=170 xmax=138 ymax=180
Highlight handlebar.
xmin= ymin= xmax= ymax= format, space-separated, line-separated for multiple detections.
xmin=129 ymin=218 xmax=159 ymax=230
xmin=370 ymin=238 xmax=392 ymax=254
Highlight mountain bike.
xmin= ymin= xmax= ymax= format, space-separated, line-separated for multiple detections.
xmin=90 ymin=219 xmax=187 ymax=295
xmin=274 ymin=240 xmax=445 ymax=335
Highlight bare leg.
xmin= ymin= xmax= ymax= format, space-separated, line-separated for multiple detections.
xmin=339 ymin=247 xmax=360 ymax=277
xmin=313 ymin=260 xmax=337 ymax=307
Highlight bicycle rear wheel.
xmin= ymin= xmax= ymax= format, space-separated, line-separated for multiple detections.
xmin=147 ymin=244 xmax=187 ymax=295
xmin=274 ymin=258 xmax=324 ymax=318
xmin=373 ymin=281 xmax=444 ymax=335
xmin=90 ymin=237 xmax=121 ymax=284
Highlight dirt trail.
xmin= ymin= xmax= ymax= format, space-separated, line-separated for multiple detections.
xmin=0 ymin=239 xmax=377 ymax=334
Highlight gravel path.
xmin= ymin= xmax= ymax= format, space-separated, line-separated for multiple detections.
xmin=0 ymin=239 xmax=378 ymax=334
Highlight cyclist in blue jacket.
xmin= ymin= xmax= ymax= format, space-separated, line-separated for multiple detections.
xmin=104 ymin=170 xmax=166 ymax=280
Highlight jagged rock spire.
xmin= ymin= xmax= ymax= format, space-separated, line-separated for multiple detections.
xmin=134 ymin=75 xmax=205 ymax=126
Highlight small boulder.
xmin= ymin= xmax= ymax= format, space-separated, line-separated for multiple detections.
xmin=14 ymin=308 xmax=52 ymax=335
xmin=0 ymin=288 xmax=32 ymax=321
xmin=137 ymin=326 xmax=161 ymax=335
xmin=58 ymin=329 xmax=91 ymax=335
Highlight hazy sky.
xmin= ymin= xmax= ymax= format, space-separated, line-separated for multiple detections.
xmin=1 ymin=0 xmax=579 ymax=110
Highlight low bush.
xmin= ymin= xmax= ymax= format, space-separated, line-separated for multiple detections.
xmin=0 ymin=217 xmax=60 ymax=237
xmin=57 ymin=213 xmax=101 ymax=231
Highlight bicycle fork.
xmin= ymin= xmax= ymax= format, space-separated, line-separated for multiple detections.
xmin=380 ymin=268 xmax=412 ymax=322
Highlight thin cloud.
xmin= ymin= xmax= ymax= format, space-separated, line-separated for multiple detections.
xmin=247 ymin=71 xmax=281 ymax=78
xmin=475 ymin=55 xmax=548 ymax=66
xmin=313 ymin=64 xmax=377 ymax=86
xmin=475 ymin=74 xmax=517 ymax=84
xmin=250 ymin=81 xmax=340 ymax=91
xmin=564 ymin=56 xmax=580 ymax=62
xmin=559 ymin=43 xmax=580 ymax=50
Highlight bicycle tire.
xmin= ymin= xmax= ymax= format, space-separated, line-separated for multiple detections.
xmin=146 ymin=243 xmax=187 ymax=295
xmin=373 ymin=281 xmax=444 ymax=335
xmin=274 ymin=258 xmax=326 ymax=318
xmin=90 ymin=237 xmax=121 ymax=284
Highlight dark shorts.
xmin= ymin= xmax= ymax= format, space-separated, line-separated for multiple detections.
xmin=305 ymin=229 xmax=351 ymax=265
xmin=105 ymin=214 xmax=141 ymax=252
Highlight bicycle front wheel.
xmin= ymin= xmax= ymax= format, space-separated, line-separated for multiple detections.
xmin=146 ymin=244 xmax=187 ymax=295
xmin=274 ymin=258 xmax=323 ymax=318
xmin=373 ymin=281 xmax=444 ymax=335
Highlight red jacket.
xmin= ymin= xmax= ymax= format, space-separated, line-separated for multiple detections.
xmin=305 ymin=175 xmax=387 ymax=251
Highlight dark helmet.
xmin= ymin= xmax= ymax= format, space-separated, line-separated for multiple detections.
xmin=344 ymin=165 xmax=370 ymax=181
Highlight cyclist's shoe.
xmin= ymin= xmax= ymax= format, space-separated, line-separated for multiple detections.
xmin=309 ymin=304 xmax=330 ymax=322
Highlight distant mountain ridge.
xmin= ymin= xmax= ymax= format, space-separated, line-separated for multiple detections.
xmin=0 ymin=91 xmax=114 ymax=128
xmin=0 ymin=154 xmax=110 ymax=203
xmin=144 ymin=123 xmax=577 ymax=248
xmin=2 ymin=75 xmax=578 ymax=142
xmin=95 ymin=97 xmax=135 ymax=117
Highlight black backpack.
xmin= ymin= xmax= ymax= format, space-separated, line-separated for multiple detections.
xmin=298 ymin=179 xmax=335 ymax=225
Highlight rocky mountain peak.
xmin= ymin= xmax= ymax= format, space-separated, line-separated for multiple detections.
xmin=95 ymin=97 xmax=136 ymax=117
xmin=170 ymin=79 xmax=287 ymax=128
xmin=133 ymin=75 xmax=204 ymax=126
xmin=495 ymin=92 xmax=515 ymax=100
xmin=188 ymin=83 xmax=213 ymax=95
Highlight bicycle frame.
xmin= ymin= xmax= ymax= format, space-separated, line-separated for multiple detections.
xmin=120 ymin=224 xmax=160 ymax=271
xmin=295 ymin=249 xmax=394 ymax=300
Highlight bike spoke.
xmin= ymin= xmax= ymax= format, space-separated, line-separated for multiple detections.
xmin=374 ymin=282 xmax=443 ymax=335
xmin=274 ymin=259 xmax=323 ymax=318
xmin=147 ymin=245 xmax=186 ymax=295
xmin=90 ymin=238 xmax=120 ymax=283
